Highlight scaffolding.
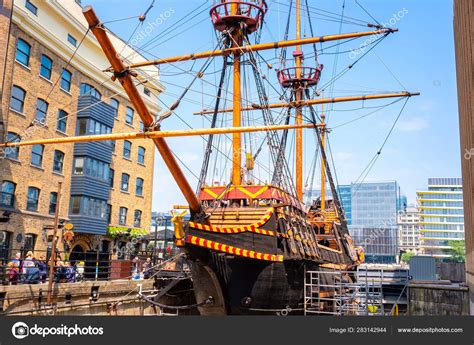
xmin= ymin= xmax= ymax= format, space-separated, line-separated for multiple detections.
xmin=304 ymin=269 xmax=387 ymax=316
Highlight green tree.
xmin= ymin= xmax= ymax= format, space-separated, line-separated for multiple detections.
xmin=448 ymin=240 xmax=466 ymax=263
xmin=401 ymin=252 xmax=416 ymax=263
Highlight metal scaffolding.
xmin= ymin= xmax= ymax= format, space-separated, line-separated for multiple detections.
xmin=304 ymin=268 xmax=393 ymax=316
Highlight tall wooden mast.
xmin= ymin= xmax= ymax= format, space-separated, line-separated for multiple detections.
xmin=231 ymin=2 xmax=243 ymax=186
xmin=295 ymin=0 xmax=304 ymax=200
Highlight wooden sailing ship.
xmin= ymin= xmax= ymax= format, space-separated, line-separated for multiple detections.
xmin=2 ymin=1 xmax=419 ymax=315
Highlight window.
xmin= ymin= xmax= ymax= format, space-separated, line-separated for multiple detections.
xmin=77 ymin=118 xmax=111 ymax=136
xmin=0 ymin=231 xmax=12 ymax=262
xmin=57 ymin=109 xmax=68 ymax=132
xmin=69 ymin=196 xmax=107 ymax=218
xmin=15 ymin=38 xmax=30 ymax=66
xmin=144 ymin=87 xmax=151 ymax=96
xmin=121 ymin=173 xmax=129 ymax=192
xmin=80 ymin=83 xmax=101 ymax=99
xmin=67 ymin=34 xmax=77 ymax=47
xmin=49 ymin=192 xmax=57 ymax=214
xmin=136 ymin=178 xmax=144 ymax=196
xmin=53 ymin=150 xmax=64 ymax=173
xmin=119 ymin=207 xmax=127 ymax=225
xmin=107 ymin=204 xmax=112 ymax=224
xmin=134 ymin=210 xmax=142 ymax=227
xmin=125 ymin=107 xmax=134 ymax=125
xmin=60 ymin=69 xmax=72 ymax=92
xmin=1 ymin=181 xmax=16 ymax=208
xmin=25 ymin=0 xmax=38 ymax=15
xmin=40 ymin=55 xmax=52 ymax=80
xmin=138 ymin=146 xmax=145 ymax=164
xmin=77 ymin=118 xmax=87 ymax=135
xmin=110 ymin=98 xmax=119 ymax=117
xmin=31 ymin=144 xmax=44 ymax=167
xmin=123 ymin=140 xmax=131 ymax=159
xmin=70 ymin=196 xmax=81 ymax=214
xmin=10 ymin=85 xmax=26 ymax=113
xmin=139 ymin=120 xmax=144 ymax=132
xmin=109 ymin=168 xmax=114 ymax=188
xmin=26 ymin=187 xmax=40 ymax=211
xmin=23 ymin=234 xmax=37 ymax=254
xmin=111 ymin=140 xmax=116 ymax=153
xmin=35 ymin=98 xmax=48 ymax=124
xmin=6 ymin=132 xmax=20 ymax=160
xmin=73 ymin=157 xmax=84 ymax=175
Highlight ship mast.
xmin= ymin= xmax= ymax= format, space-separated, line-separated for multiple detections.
xmin=231 ymin=2 xmax=243 ymax=186
xmin=295 ymin=0 xmax=304 ymax=200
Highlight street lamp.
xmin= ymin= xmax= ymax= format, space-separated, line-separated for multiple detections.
xmin=153 ymin=215 xmax=165 ymax=265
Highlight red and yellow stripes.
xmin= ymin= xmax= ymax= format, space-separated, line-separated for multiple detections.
xmin=188 ymin=208 xmax=275 ymax=236
xmin=187 ymin=235 xmax=284 ymax=262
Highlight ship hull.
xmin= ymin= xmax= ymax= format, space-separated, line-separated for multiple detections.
xmin=188 ymin=247 xmax=323 ymax=315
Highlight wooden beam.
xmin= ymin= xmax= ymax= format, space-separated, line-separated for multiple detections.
xmin=0 ymin=123 xmax=321 ymax=148
xmin=127 ymin=28 xmax=396 ymax=68
xmin=194 ymin=92 xmax=420 ymax=115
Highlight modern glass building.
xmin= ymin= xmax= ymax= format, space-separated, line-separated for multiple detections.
xmin=338 ymin=185 xmax=352 ymax=225
xmin=417 ymin=178 xmax=464 ymax=259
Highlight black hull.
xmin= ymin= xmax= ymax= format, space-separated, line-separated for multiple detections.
xmin=187 ymin=247 xmax=329 ymax=315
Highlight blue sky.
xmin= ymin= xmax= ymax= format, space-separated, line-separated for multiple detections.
xmin=86 ymin=0 xmax=461 ymax=211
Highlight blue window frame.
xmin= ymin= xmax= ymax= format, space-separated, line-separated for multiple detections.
xmin=80 ymin=83 xmax=101 ymax=100
xmin=5 ymin=132 xmax=20 ymax=160
xmin=31 ymin=144 xmax=44 ymax=167
xmin=61 ymin=69 xmax=71 ymax=92
xmin=125 ymin=107 xmax=134 ymax=125
xmin=15 ymin=39 xmax=30 ymax=66
xmin=10 ymin=85 xmax=26 ymax=113
xmin=26 ymin=187 xmax=40 ymax=212
xmin=40 ymin=55 xmax=52 ymax=80
xmin=136 ymin=178 xmax=143 ymax=196
xmin=25 ymin=0 xmax=38 ymax=15
xmin=1 ymin=181 xmax=16 ymax=208
xmin=35 ymin=98 xmax=48 ymax=123
xmin=67 ymin=34 xmax=77 ymax=46
xmin=137 ymin=146 xmax=145 ymax=164
xmin=57 ymin=109 xmax=68 ymax=132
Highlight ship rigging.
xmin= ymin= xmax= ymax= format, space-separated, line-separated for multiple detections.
xmin=0 ymin=0 xmax=419 ymax=315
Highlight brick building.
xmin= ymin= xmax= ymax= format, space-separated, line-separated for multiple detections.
xmin=0 ymin=0 xmax=161 ymax=263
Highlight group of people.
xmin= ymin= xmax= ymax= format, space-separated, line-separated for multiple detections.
xmin=131 ymin=256 xmax=154 ymax=280
xmin=4 ymin=251 xmax=85 ymax=285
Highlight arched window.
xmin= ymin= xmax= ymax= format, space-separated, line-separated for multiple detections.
xmin=134 ymin=210 xmax=142 ymax=227
xmin=26 ymin=187 xmax=40 ymax=212
xmin=1 ymin=181 xmax=16 ymax=208
xmin=6 ymin=132 xmax=20 ymax=160
xmin=136 ymin=178 xmax=144 ymax=196
xmin=121 ymin=173 xmax=130 ymax=192
xmin=137 ymin=146 xmax=146 ymax=164
xmin=10 ymin=85 xmax=26 ymax=113
xmin=125 ymin=107 xmax=134 ymax=125
xmin=80 ymin=83 xmax=102 ymax=100
xmin=61 ymin=69 xmax=72 ymax=92
xmin=110 ymin=98 xmax=119 ymax=117
xmin=35 ymin=98 xmax=49 ymax=123
xmin=15 ymin=38 xmax=30 ymax=66
xmin=40 ymin=55 xmax=53 ymax=80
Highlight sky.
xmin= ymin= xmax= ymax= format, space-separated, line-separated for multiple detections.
xmin=85 ymin=0 xmax=461 ymax=212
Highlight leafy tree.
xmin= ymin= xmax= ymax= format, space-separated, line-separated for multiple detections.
xmin=448 ymin=240 xmax=466 ymax=263
xmin=401 ymin=252 xmax=416 ymax=263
